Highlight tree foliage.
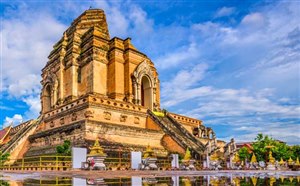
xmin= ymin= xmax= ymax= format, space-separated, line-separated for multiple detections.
xmin=238 ymin=147 xmax=251 ymax=161
xmin=251 ymin=133 xmax=299 ymax=162
xmin=0 ymin=151 xmax=10 ymax=165
xmin=56 ymin=140 xmax=71 ymax=156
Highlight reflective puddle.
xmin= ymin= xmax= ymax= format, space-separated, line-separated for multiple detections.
xmin=1 ymin=172 xmax=300 ymax=185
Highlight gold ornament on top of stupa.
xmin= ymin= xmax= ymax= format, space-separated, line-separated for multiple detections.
xmin=88 ymin=138 xmax=106 ymax=156
xmin=270 ymin=177 xmax=276 ymax=186
xmin=251 ymin=177 xmax=257 ymax=186
xmin=280 ymin=176 xmax=285 ymax=183
xmin=295 ymin=157 xmax=300 ymax=166
xmin=268 ymin=151 xmax=275 ymax=164
xmin=182 ymin=178 xmax=192 ymax=186
xmin=250 ymin=153 xmax=257 ymax=163
xmin=143 ymin=145 xmax=155 ymax=158
xmin=233 ymin=177 xmax=240 ymax=186
xmin=288 ymin=157 xmax=294 ymax=165
xmin=232 ymin=153 xmax=240 ymax=163
xmin=183 ymin=148 xmax=192 ymax=161
xmin=279 ymin=157 xmax=285 ymax=165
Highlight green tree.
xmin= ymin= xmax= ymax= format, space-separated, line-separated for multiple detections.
xmin=252 ymin=133 xmax=276 ymax=162
xmin=0 ymin=151 xmax=10 ymax=166
xmin=238 ymin=147 xmax=251 ymax=162
xmin=56 ymin=140 xmax=71 ymax=170
xmin=251 ymin=133 xmax=298 ymax=162
xmin=56 ymin=140 xmax=71 ymax=156
xmin=291 ymin=145 xmax=300 ymax=160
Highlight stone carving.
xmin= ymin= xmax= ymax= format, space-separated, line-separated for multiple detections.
xmin=103 ymin=111 xmax=111 ymax=120
xmin=60 ymin=117 xmax=65 ymax=125
xmin=120 ymin=115 xmax=128 ymax=122
xmin=134 ymin=117 xmax=140 ymax=124
xmin=85 ymin=110 xmax=94 ymax=118
xmin=71 ymin=113 xmax=77 ymax=121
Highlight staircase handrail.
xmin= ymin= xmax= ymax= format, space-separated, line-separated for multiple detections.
xmin=166 ymin=113 xmax=206 ymax=150
xmin=147 ymin=110 xmax=189 ymax=150
xmin=148 ymin=110 xmax=206 ymax=157
xmin=2 ymin=115 xmax=42 ymax=153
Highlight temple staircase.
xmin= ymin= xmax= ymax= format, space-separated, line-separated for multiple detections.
xmin=1 ymin=116 xmax=42 ymax=158
xmin=148 ymin=110 xmax=206 ymax=157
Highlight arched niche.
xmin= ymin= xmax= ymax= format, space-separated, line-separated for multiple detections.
xmin=132 ymin=60 xmax=156 ymax=110
xmin=41 ymin=73 xmax=59 ymax=113
xmin=141 ymin=75 xmax=153 ymax=109
xmin=43 ymin=84 xmax=52 ymax=113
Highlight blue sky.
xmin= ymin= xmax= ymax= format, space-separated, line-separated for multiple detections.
xmin=0 ymin=0 xmax=299 ymax=144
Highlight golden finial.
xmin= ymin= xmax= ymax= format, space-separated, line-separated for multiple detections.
xmin=232 ymin=153 xmax=240 ymax=163
xmin=183 ymin=148 xmax=192 ymax=161
xmin=251 ymin=177 xmax=257 ymax=186
xmin=143 ymin=144 xmax=155 ymax=158
xmin=279 ymin=157 xmax=285 ymax=165
xmin=289 ymin=177 xmax=294 ymax=183
xmin=296 ymin=157 xmax=300 ymax=166
xmin=250 ymin=153 xmax=257 ymax=163
xmin=233 ymin=177 xmax=240 ymax=185
xmin=88 ymin=138 xmax=106 ymax=156
xmin=182 ymin=178 xmax=192 ymax=186
xmin=280 ymin=176 xmax=285 ymax=183
xmin=288 ymin=157 xmax=294 ymax=165
xmin=270 ymin=177 xmax=276 ymax=186
xmin=268 ymin=151 xmax=275 ymax=164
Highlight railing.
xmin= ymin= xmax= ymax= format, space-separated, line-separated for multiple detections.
xmin=166 ymin=113 xmax=206 ymax=150
xmin=0 ymin=155 xmax=176 ymax=171
xmin=0 ymin=155 xmax=72 ymax=171
xmin=0 ymin=120 xmax=32 ymax=152
xmin=156 ymin=159 xmax=172 ymax=169
xmin=24 ymin=177 xmax=72 ymax=186
xmin=148 ymin=110 xmax=206 ymax=157
xmin=147 ymin=110 xmax=189 ymax=151
xmin=104 ymin=157 xmax=131 ymax=170
xmin=1 ymin=116 xmax=42 ymax=154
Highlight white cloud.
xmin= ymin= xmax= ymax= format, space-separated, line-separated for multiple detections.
xmin=22 ymin=96 xmax=41 ymax=119
xmin=214 ymin=7 xmax=235 ymax=18
xmin=241 ymin=13 xmax=266 ymax=29
xmin=7 ymin=74 xmax=41 ymax=98
xmin=1 ymin=4 xmax=66 ymax=122
xmin=1 ymin=8 xmax=66 ymax=96
xmin=3 ymin=114 xmax=23 ymax=128
xmin=156 ymin=43 xmax=200 ymax=69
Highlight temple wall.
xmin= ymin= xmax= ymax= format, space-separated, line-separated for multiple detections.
xmin=77 ymin=62 xmax=92 ymax=96
xmin=41 ymin=95 xmax=149 ymax=132
xmin=161 ymin=134 xmax=185 ymax=155
xmin=85 ymin=121 xmax=165 ymax=149
xmin=146 ymin=116 xmax=161 ymax=131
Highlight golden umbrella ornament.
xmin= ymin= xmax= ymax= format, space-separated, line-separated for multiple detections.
xmin=250 ymin=153 xmax=257 ymax=163
xmin=288 ymin=157 xmax=294 ymax=165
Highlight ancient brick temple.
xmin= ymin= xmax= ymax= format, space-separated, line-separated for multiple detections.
xmin=1 ymin=9 xmax=230 ymax=160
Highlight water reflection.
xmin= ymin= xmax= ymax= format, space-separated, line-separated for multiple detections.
xmin=2 ymin=174 xmax=300 ymax=186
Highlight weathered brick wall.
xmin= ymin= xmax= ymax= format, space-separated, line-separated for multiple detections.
xmin=161 ymin=134 xmax=185 ymax=155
